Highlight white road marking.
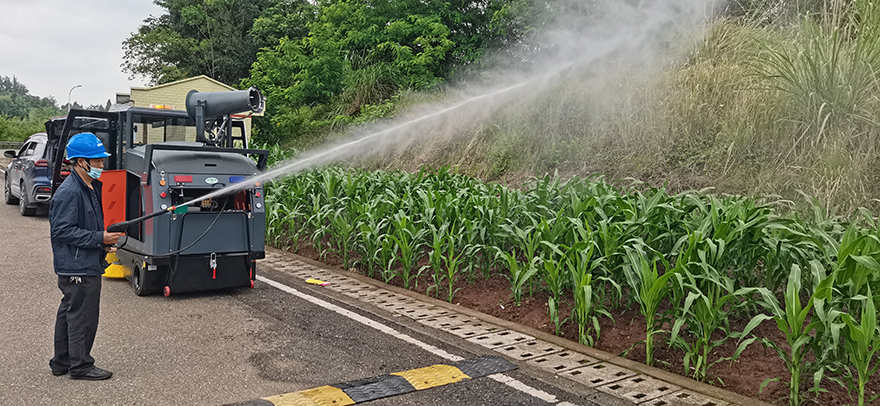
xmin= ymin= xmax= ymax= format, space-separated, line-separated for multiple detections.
xmin=257 ymin=275 xmax=568 ymax=404
xmin=490 ymin=374 xmax=560 ymax=403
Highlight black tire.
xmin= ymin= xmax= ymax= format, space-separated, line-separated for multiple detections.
xmin=19 ymin=182 xmax=36 ymax=216
xmin=132 ymin=265 xmax=149 ymax=296
xmin=4 ymin=176 xmax=18 ymax=205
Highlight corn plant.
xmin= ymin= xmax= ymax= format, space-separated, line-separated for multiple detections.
xmin=565 ymin=239 xmax=605 ymax=346
xmin=458 ymin=218 xmax=484 ymax=283
xmin=501 ymin=221 xmax=544 ymax=296
xmin=376 ymin=234 xmax=397 ymax=284
xmin=593 ymin=217 xmax=629 ymax=308
xmin=327 ymin=205 xmax=360 ymax=270
xmin=540 ymin=243 xmax=567 ymax=336
xmin=562 ymin=218 xmax=608 ymax=346
xmin=265 ymin=192 xmax=295 ymax=247
xmin=755 ymin=262 xmax=835 ymax=406
xmin=668 ymin=233 xmax=772 ymax=382
xmin=440 ymin=226 xmax=467 ymax=303
xmin=623 ymin=245 xmax=678 ymax=367
xmin=496 ymin=250 xmax=540 ymax=307
xmin=388 ymin=212 xmax=426 ymax=289
xmin=354 ymin=213 xmax=388 ymax=278
xmin=307 ymin=193 xmax=330 ymax=259
xmin=835 ymin=288 xmax=880 ymax=406
xmin=424 ymin=224 xmax=449 ymax=299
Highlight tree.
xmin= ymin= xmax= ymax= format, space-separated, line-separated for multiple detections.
xmin=0 ymin=76 xmax=58 ymax=118
xmin=122 ymin=0 xmax=314 ymax=85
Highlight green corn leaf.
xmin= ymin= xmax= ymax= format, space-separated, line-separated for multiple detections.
xmin=732 ymin=336 xmax=758 ymax=360
xmin=759 ymin=377 xmax=781 ymax=394
xmin=740 ymin=314 xmax=774 ymax=341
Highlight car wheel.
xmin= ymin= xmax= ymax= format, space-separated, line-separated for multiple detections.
xmin=19 ymin=182 xmax=36 ymax=216
xmin=4 ymin=176 xmax=18 ymax=205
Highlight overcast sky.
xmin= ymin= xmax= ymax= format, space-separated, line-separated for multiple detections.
xmin=0 ymin=0 xmax=164 ymax=107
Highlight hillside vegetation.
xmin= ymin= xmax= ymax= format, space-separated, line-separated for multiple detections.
xmin=125 ymin=0 xmax=880 ymax=213
xmin=351 ymin=3 xmax=880 ymax=214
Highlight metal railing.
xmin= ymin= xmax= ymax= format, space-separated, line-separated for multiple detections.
xmin=0 ymin=142 xmax=23 ymax=150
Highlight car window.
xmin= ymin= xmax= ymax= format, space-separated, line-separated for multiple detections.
xmin=34 ymin=141 xmax=47 ymax=158
xmin=17 ymin=142 xmax=31 ymax=157
xmin=23 ymin=142 xmax=37 ymax=157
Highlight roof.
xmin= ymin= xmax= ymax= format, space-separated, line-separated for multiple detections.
xmin=130 ymin=75 xmax=235 ymax=91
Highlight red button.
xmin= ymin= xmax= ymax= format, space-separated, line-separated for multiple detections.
xmin=160 ymin=192 xmax=167 ymax=198
xmin=255 ymin=192 xmax=261 ymax=198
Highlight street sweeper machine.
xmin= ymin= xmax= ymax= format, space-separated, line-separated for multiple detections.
xmin=46 ymin=87 xmax=269 ymax=296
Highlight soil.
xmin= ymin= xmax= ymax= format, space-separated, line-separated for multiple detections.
xmin=282 ymin=240 xmax=878 ymax=406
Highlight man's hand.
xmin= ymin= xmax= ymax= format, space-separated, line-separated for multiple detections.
xmin=103 ymin=231 xmax=124 ymax=245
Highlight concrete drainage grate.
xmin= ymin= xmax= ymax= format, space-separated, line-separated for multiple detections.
xmin=467 ymin=330 xmax=535 ymax=349
xmin=442 ymin=322 xmax=503 ymax=339
xmin=359 ymin=291 xmax=409 ymax=305
xmin=326 ymin=280 xmax=373 ymax=294
xmin=495 ymin=340 xmax=565 ymax=361
xmin=352 ymin=289 xmax=386 ymax=301
xmin=645 ymin=390 xmax=730 ymax=406
xmin=597 ymin=375 xmax=680 ymax=404
xmin=374 ymin=299 xmax=420 ymax=311
xmin=526 ymin=351 xmax=599 ymax=373
xmin=336 ymin=286 xmax=377 ymax=299
xmin=386 ymin=301 xmax=432 ymax=314
xmin=416 ymin=314 xmax=477 ymax=329
xmin=388 ymin=301 xmax=452 ymax=319
xmin=562 ymin=362 xmax=636 ymax=387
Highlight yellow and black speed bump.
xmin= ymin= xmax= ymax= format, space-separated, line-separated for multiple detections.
xmin=226 ymin=356 xmax=516 ymax=406
xmin=335 ymin=374 xmax=415 ymax=402
xmin=452 ymin=355 xmax=517 ymax=378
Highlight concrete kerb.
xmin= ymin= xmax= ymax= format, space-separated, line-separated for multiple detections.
xmin=263 ymin=247 xmax=773 ymax=406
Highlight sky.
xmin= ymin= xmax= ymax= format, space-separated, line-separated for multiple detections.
xmin=0 ymin=0 xmax=164 ymax=107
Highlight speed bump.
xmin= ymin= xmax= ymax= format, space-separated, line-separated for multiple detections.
xmin=391 ymin=364 xmax=468 ymax=390
xmin=227 ymin=356 xmax=516 ymax=406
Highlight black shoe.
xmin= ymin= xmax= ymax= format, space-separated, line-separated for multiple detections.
xmin=69 ymin=366 xmax=112 ymax=380
xmin=51 ymin=369 xmax=68 ymax=376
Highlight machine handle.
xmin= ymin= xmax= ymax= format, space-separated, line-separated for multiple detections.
xmin=106 ymin=206 xmax=176 ymax=233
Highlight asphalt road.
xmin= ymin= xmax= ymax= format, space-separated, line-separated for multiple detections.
xmin=0 ymin=195 xmax=599 ymax=405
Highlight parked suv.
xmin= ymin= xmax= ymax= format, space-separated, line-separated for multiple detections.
xmin=4 ymin=133 xmax=69 ymax=216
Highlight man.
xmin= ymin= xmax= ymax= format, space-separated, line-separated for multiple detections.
xmin=48 ymin=132 xmax=124 ymax=380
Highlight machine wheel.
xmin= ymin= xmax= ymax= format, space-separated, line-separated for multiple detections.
xmin=163 ymin=286 xmax=171 ymax=297
xmin=132 ymin=265 xmax=148 ymax=296
xmin=4 ymin=176 xmax=18 ymax=205
xmin=19 ymin=182 xmax=36 ymax=216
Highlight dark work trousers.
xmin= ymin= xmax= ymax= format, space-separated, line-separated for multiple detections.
xmin=49 ymin=275 xmax=102 ymax=375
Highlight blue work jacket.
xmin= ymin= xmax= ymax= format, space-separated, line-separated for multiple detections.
xmin=49 ymin=172 xmax=108 ymax=276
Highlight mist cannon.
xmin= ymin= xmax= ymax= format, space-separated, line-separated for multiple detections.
xmin=185 ymin=86 xmax=265 ymax=144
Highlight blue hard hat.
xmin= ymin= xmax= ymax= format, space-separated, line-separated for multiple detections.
xmin=66 ymin=132 xmax=111 ymax=159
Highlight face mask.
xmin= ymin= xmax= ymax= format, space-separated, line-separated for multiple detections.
xmin=81 ymin=161 xmax=103 ymax=180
